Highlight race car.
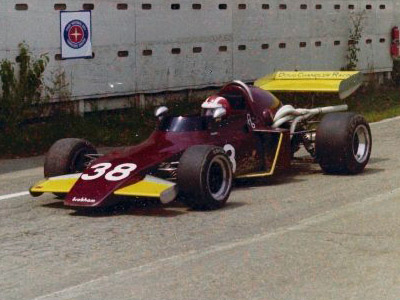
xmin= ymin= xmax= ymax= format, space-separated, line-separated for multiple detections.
xmin=30 ymin=71 xmax=372 ymax=210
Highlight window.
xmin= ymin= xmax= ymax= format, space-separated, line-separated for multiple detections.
xmin=193 ymin=47 xmax=202 ymax=53
xmin=118 ymin=51 xmax=129 ymax=57
xmin=117 ymin=3 xmax=128 ymax=10
xmin=54 ymin=3 xmax=67 ymax=10
xmin=15 ymin=4 xmax=28 ymax=10
xmin=261 ymin=43 xmax=269 ymax=49
xmin=142 ymin=3 xmax=151 ymax=10
xmin=83 ymin=3 xmax=94 ymax=10
xmin=143 ymin=49 xmax=152 ymax=56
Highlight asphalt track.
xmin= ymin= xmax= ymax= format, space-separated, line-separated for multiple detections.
xmin=1 ymin=117 xmax=400 ymax=300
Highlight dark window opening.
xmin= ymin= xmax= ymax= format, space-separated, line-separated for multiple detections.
xmin=54 ymin=3 xmax=67 ymax=10
xmin=83 ymin=3 xmax=94 ymax=10
xmin=117 ymin=3 xmax=128 ymax=10
xmin=143 ymin=49 xmax=153 ymax=56
xmin=118 ymin=51 xmax=129 ymax=57
xmin=15 ymin=4 xmax=28 ymax=10
xmin=193 ymin=47 xmax=202 ymax=53
xmin=142 ymin=3 xmax=152 ymax=10
xmin=261 ymin=43 xmax=269 ymax=49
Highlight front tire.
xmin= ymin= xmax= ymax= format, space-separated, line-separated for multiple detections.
xmin=316 ymin=112 xmax=372 ymax=174
xmin=44 ymin=138 xmax=97 ymax=198
xmin=44 ymin=138 xmax=97 ymax=177
xmin=177 ymin=145 xmax=233 ymax=210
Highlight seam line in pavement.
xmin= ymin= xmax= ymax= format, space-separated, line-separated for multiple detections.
xmin=31 ymin=186 xmax=400 ymax=300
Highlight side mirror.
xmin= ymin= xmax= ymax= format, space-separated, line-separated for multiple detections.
xmin=154 ymin=106 xmax=169 ymax=118
xmin=213 ymin=107 xmax=226 ymax=119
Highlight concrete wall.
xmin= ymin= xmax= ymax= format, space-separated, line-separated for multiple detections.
xmin=0 ymin=0 xmax=397 ymax=104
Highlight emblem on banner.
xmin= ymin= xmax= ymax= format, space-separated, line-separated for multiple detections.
xmin=63 ymin=19 xmax=89 ymax=49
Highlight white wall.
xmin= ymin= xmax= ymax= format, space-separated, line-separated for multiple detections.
xmin=0 ymin=0 xmax=396 ymax=101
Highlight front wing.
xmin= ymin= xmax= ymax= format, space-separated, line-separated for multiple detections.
xmin=30 ymin=174 xmax=177 ymax=204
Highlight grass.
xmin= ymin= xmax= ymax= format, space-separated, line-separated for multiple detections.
xmin=0 ymin=85 xmax=399 ymax=159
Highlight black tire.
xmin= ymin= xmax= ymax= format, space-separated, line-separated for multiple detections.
xmin=44 ymin=138 xmax=97 ymax=178
xmin=177 ymin=145 xmax=233 ymax=210
xmin=316 ymin=112 xmax=372 ymax=174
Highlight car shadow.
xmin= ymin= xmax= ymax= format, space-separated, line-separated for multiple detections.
xmin=234 ymin=163 xmax=315 ymax=190
xmin=321 ymin=167 xmax=384 ymax=176
xmin=367 ymin=157 xmax=389 ymax=165
xmin=42 ymin=198 xmax=247 ymax=218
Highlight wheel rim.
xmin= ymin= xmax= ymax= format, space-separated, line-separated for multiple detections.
xmin=206 ymin=156 xmax=232 ymax=201
xmin=352 ymin=125 xmax=370 ymax=163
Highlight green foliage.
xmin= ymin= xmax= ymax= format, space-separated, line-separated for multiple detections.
xmin=392 ymin=60 xmax=400 ymax=86
xmin=0 ymin=43 xmax=49 ymax=130
xmin=344 ymin=11 xmax=366 ymax=71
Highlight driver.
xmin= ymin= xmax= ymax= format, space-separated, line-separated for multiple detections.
xmin=201 ymin=95 xmax=232 ymax=117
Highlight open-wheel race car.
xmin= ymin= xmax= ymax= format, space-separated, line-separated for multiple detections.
xmin=30 ymin=71 xmax=372 ymax=210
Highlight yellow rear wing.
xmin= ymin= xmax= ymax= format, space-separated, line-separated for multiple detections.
xmin=254 ymin=71 xmax=363 ymax=99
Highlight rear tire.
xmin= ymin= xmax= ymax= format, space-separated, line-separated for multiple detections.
xmin=44 ymin=138 xmax=97 ymax=198
xmin=316 ymin=112 xmax=372 ymax=174
xmin=177 ymin=145 xmax=233 ymax=210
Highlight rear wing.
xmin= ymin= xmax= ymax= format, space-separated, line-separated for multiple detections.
xmin=254 ymin=71 xmax=363 ymax=99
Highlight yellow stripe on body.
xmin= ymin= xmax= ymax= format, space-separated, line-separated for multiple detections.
xmin=237 ymin=132 xmax=283 ymax=179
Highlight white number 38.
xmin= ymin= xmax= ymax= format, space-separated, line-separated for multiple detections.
xmin=81 ymin=163 xmax=137 ymax=181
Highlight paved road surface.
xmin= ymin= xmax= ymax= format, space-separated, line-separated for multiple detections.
xmin=1 ymin=117 xmax=400 ymax=300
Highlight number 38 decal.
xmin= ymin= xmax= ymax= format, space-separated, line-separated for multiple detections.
xmin=81 ymin=163 xmax=137 ymax=181
xmin=223 ymin=144 xmax=237 ymax=173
